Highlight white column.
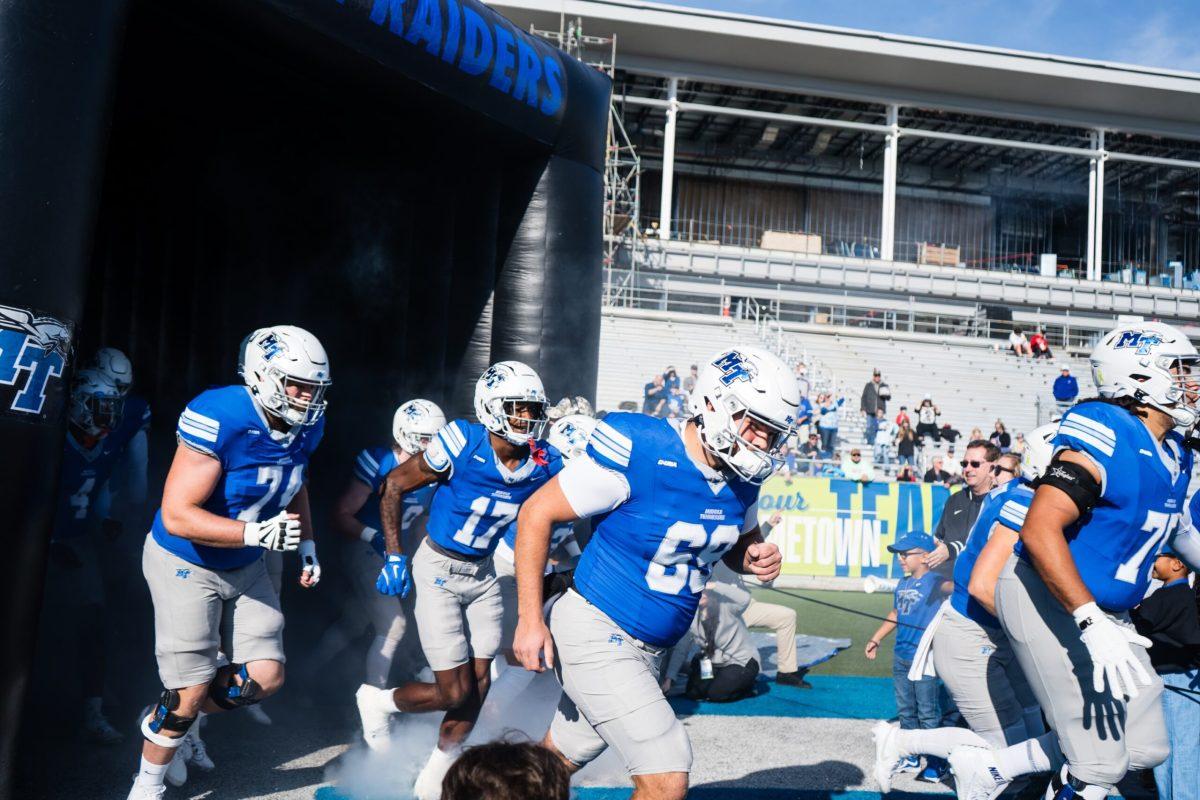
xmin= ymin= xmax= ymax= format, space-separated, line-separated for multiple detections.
xmin=1086 ymin=131 xmax=1097 ymax=281
xmin=880 ymin=105 xmax=899 ymax=261
xmin=659 ymin=77 xmax=679 ymax=241
xmin=1093 ymin=129 xmax=1106 ymax=282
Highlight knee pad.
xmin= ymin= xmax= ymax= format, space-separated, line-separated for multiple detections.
xmin=207 ymin=663 xmax=263 ymax=710
xmin=1044 ymin=766 xmax=1113 ymax=800
xmin=141 ymin=689 xmax=196 ymax=748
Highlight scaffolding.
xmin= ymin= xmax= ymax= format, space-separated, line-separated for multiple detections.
xmin=529 ymin=17 xmax=643 ymax=305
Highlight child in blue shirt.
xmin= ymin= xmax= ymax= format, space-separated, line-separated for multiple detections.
xmin=865 ymin=531 xmax=952 ymax=777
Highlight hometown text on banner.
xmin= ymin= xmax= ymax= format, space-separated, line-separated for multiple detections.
xmin=755 ymin=476 xmax=953 ymax=579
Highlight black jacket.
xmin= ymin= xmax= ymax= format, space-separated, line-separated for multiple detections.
xmin=1131 ymin=580 xmax=1200 ymax=674
xmin=932 ymin=487 xmax=989 ymax=576
xmin=861 ymin=381 xmax=887 ymax=416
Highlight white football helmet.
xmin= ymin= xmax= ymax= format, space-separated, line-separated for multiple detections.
xmin=69 ymin=368 xmax=124 ymax=437
xmin=473 ymin=360 xmax=549 ymax=445
xmin=689 ymin=346 xmax=800 ymax=483
xmin=1021 ymin=423 xmax=1057 ymax=482
xmin=1090 ymin=321 xmax=1200 ymax=427
xmin=548 ymin=414 xmax=596 ymax=460
xmin=238 ymin=326 xmax=331 ymax=427
xmin=90 ymin=347 xmax=133 ymax=396
xmin=392 ymin=399 xmax=446 ymax=454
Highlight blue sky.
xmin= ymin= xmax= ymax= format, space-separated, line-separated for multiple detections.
xmin=675 ymin=0 xmax=1200 ymax=73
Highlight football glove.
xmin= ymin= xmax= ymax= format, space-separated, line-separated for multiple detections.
xmin=299 ymin=539 xmax=321 ymax=585
xmin=243 ymin=510 xmax=301 ymax=552
xmin=361 ymin=526 xmax=386 ymax=559
xmin=1074 ymin=601 xmax=1153 ymax=699
xmin=376 ymin=554 xmax=412 ymax=598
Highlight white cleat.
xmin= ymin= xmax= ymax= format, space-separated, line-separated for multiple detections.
xmin=184 ymin=725 xmax=215 ymax=771
xmin=948 ymin=745 xmax=1010 ymax=800
xmin=871 ymin=720 xmax=902 ymax=793
xmin=244 ymin=704 xmax=272 ymax=726
xmin=412 ymin=751 xmax=455 ymax=800
xmin=165 ymin=747 xmax=188 ymax=788
xmin=124 ymin=780 xmax=166 ymax=800
xmin=355 ymin=684 xmax=394 ymax=752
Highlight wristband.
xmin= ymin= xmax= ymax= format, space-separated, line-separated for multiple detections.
xmin=359 ymin=526 xmax=378 ymax=543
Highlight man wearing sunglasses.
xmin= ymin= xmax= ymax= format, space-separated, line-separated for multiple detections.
xmin=925 ymin=440 xmax=999 ymax=576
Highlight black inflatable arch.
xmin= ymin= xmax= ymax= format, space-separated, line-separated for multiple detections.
xmin=0 ymin=0 xmax=608 ymax=793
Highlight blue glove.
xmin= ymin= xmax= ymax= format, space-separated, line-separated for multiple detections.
xmin=369 ymin=530 xmax=386 ymax=559
xmin=376 ymin=554 xmax=412 ymax=598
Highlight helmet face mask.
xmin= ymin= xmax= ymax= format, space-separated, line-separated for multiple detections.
xmin=1091 ymin=322 xmax=1200 ymax=428
xmin=69 ymin=369 xmax=124 ymax=437
xmin=493 ymin=399 xmax=548 ymax=441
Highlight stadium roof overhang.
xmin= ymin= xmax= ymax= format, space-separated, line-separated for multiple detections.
xmin=490 ymin=0 xmax=1200 ymax=141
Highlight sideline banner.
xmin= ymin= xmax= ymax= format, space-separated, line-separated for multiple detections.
xmin=755 ymin=477 xmax=952 ymax=579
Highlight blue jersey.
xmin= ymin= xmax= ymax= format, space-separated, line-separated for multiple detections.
xmin=151 ymin=385 xmax=325 ymax=570
xmin=423 ymin=420 xmax=562 ymax=558
xmin=53 ymin=413 xmax=146 ymax=541
xmin=951 ymin=480 xmax=1034 ymax=626
xmin=894 ymin=572 xmax=945 ymax=660
xmin=114 ymin=394 xmax=152 ymax=443
xmin=572 ymin=413 xmax=760 ymax=648
xmin=352 ymin=446 xmax=436 ymax=534
xmin=1016 ymin=401 xmax=1192 ymax=611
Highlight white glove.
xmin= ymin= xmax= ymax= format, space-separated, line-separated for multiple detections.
xmin=243 ymin=510 xmax=301 ymax=552
xmin=299 ymin=539 xmax=321 ymax=585
xmin=1073 ymin=601 xmax=1153 ymax=699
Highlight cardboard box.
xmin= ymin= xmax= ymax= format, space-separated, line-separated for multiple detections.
xmin=760 ymin=230 xmax=822 ymax=254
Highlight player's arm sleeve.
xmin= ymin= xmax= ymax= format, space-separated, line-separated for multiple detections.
xmin=741 ymin=500 xmax=760 ymax=534
xmin=557 ymin=455 xmax=630 ymax=518
xmin=424 ymin=420 xmax=469 ymax=477
xmin=354 ymin=449 xmax=382 ymax=490
xmin=176 ymin=395 xmax=228 ymax=462
xmin=1051 ymin=406 xmax=1119 ymax=499
xmin=1170 ymin=497 xmax=1200 ymax=572
xmin=996 ymin=496 xmax=1030 ymax=535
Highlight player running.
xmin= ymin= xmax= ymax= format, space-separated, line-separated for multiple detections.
xmin=949 ymin=321 xmax=1198 ymax=800
xmin=124 ymin=326 xmax=330 ymax=800
xmin=512 ymin=346 xmax=797 ymax=800
xmin=353 ymin=361 xmax=561 ymax=800
xmin=45 ymin=370 xmax=142 ymax=743
xmin=331 ymin=399 xmax=445 ymax=688
xmin=872 ymin=424 xmax=1063 ymax=792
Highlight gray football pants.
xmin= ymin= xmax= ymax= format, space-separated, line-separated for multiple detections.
xmin=995 ymin=555 xmax=1168 ymax=788
xmin=931 ymin=604 xmax=1038 ymax=748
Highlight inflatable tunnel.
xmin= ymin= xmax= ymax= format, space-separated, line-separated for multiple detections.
xmin=0 ymin=0 xmax=608 ymax=792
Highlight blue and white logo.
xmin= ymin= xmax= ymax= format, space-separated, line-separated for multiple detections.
xmin=0 ymin=303 xmax=73 ymax=420
xmin=1114 ymin=330 xmax=1163 ymax=355
xmin=259 ymin=332 xmax=285 ymax=360
xmin=482 ymin=365 xmax=507 ymax=388
xmin=712 ymin=351 xmax=755 ymax=385
xmin=175 ymin=568 xmax=191 ymax=580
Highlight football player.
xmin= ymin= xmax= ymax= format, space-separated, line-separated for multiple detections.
xmin=872 ymin=424 xmax=1063 ymax=792
xmin=44 ymin=370 xmax=140 ymax=743
xmin=332 ymin=399 xmax=445 ymax=689
xmin=88 ymin=347 xmax=151 ymax=515
xmin=124 ymin=326 xmax=330 ymax=800
xmin=353 ymin=361 xmax=561 ymax=800
xmin=950 ymin=321 xmax=1197 ymax=800
xmin=512 ymin=346 xmax=796 ymax=800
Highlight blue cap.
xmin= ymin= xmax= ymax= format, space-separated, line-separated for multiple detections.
xmin=1157 ymin=543 xmax=1179 ymax=559
xmin=888 ymin=531 xmax=936 ymax=554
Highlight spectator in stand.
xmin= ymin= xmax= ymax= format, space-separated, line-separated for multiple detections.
xmin=663 ymin=365 xmax=681 ymax=394
xmin=924 ymin=439 xmax=998 ymax=575
xmin=642 ymin=373 xmax=666 ymax=416
xmin=683 ymin=364 xmax=698 ymax=395
xmin=939 ymin=423 xmax=961 ymax=445
xmin=922 ymin=456 xmax=951 ymax=485
xmin=816 ymin=392 xmax=844 ymax=457
xmin=894 ymin=420 xmax=917 ymax=469
xmin=861 ymin=368 xmax=888 ymax=447
xmin=798 ymin=432 xmax=821 ymax=474
xmin=895 ymin=405 xmax=911 ymax=428
xmin=796 ymin=393 xmax=814 ymax=441
xmin=991 ymin=452 xmax=1020 ymax=488
xmin=873 ymin=408 xmax=897 ymax=471
xmin=1010 ymin=432 xmax=1026 ymax=456
xmin=914 ymin=396 xmax=941 ymax=444
xmin=989 ymin=419 xmax=1011 ymax=452
xmin=896 ymin=464 xmax=917 ymax=482
xmin=944 ymin=445 xmax=962 ymax=484
xmin=1029 ymin=328 xmax=1053 ymax=359
xmin=1008 ymin=327 xmax=1032 ymax=357
xmin=842 ymin=448 xmax=874 ymax=483
xmin=969 ymin=426 xmax=983 ymax=442
xmin=794 ymin=362 xmax=811 ymax=399
xmin=777 ymin=444 xmax=797 ymax=483
xmin=1052 ymin=365 xmax=1079 ymax=412
xmin=1132 ymin=547 xmax=1200 ymax=800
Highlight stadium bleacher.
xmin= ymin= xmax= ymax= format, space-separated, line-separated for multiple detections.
xmin=598 ymin=307 xmax=1093 ymax=455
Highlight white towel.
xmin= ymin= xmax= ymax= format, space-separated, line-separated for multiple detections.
xmin=907 ymin=598 xmax=948 ymax=681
